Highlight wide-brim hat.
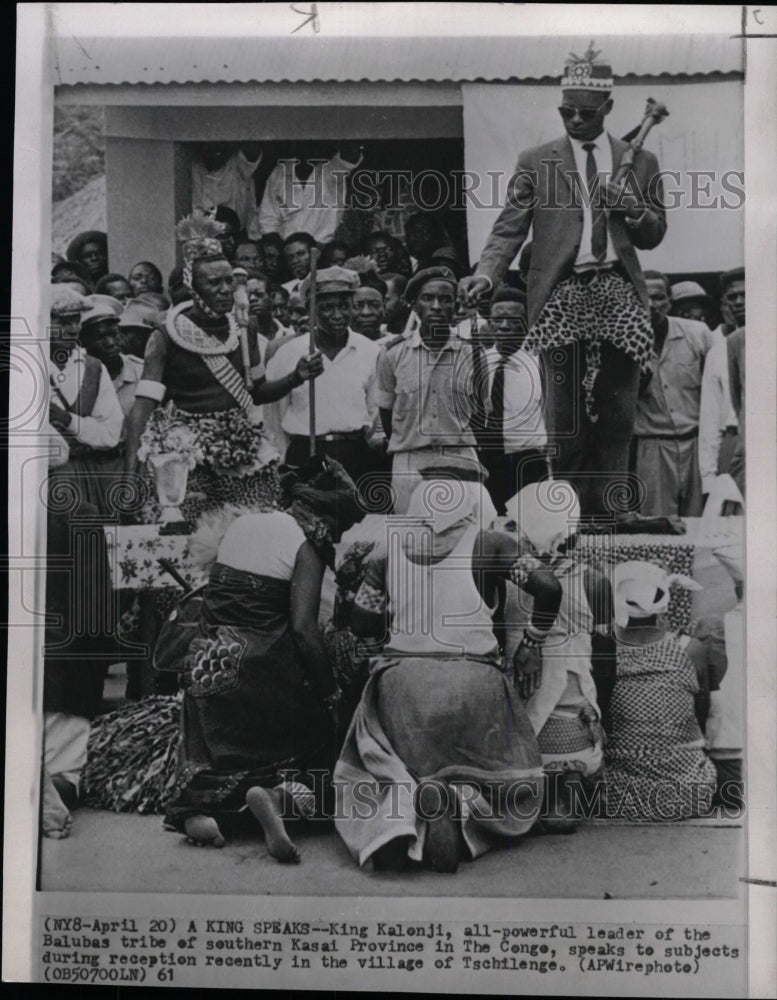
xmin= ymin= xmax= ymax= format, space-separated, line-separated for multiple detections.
xmin=299 ymin=266 xmax=360 ymax=301
xmin=404 ymin=265 xmax=458 ymax=305
xmin=80 ymin=294 xmax=124 ymax=328
xmin=66 ymin=230 xmax=108 ymax=262
xmin=720 ymin=267 xmax=745 ymax=294
xmin=671 ymin=280 xmax=711 ymax=304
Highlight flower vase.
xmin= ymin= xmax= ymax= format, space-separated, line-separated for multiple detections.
xmin=149 ymin=453 xmax=192 ymax=535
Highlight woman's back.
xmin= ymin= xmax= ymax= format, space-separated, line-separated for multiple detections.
xmin=386 ymin=522 xmax=498 ymax=659
xmin=610 ymin=633 xmax=703 ymax=750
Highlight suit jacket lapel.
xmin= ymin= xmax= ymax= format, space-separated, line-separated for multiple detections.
xmin=553 ymin=136 xmax=580 ymax=202
xmin=609 ymin=135 xmax=629 ymax=179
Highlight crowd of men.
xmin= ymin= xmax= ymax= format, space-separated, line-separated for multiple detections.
xmin=51 ymin=218 xmax=745 ymax=522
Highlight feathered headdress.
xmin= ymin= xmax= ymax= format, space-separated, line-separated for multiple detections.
xmin=175 ymin=209 xmax=226 ymax=264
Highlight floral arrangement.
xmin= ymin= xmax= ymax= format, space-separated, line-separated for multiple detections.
xmin=137 ymin=401 xmax=202 ymax=469
xmin=138 ymin=401 xmax=277 ymax=478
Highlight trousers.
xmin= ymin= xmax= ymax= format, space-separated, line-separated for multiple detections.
xmin=541 ymin=341 xmax=640 ymax=517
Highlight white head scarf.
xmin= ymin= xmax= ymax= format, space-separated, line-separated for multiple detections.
xmin=613 ymin=560 xmax=702 ymax=628
xmin=406 ymin=477 xmax=498 ymax=534
xmin=504 ymin=480 xmax=580 ymax=555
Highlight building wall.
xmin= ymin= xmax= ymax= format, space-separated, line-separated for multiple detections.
xmin=105 ymin=137 xmax=191 ymax=278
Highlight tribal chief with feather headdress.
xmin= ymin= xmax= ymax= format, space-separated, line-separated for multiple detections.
xmin=124 ymin=210 xmax=323 ymax=522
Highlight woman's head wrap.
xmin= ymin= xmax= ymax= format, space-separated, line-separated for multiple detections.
xmin=279 ymin=456 xmax=365 ymax=567
xmin=175 ymin=210 xmax=229 ymax=317
xmin=505 ymin=480 xmax=580 ymax=555
xmin=613 ymin=560 xmax=701 ymax=628
xmin=407 ymin=468 xmax=497 ymax=534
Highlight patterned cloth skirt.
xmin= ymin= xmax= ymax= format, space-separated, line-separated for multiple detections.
xmin=528 ymin=269 xmax=652 ymax=419
xmin=536 ymin=704 xmax=604 ymax=778
xmin=140 ymin=463 xmax=280 ymax=527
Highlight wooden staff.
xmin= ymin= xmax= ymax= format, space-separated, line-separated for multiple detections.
xmin=612 ymin=97 xmax=670 ymax=187
xmin=235 ymin=277 xmax=253 ymax=390
xmin=308 ymin=247 xmax=319 ymax=457
xmin=238 ymin=326 xmax=253 ymax=391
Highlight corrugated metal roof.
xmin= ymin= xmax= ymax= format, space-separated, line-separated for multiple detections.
xmin=53 ymin=34 xmax=743 ymax=87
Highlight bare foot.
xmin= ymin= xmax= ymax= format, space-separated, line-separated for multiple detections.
xmin=418 ymin=782 xmax=462 ymax=873
xmin=43 ymin=813 xmax=73 ymax=840
xmin=184 ymin=815 xmax=226 ymax=847
xmin=372 ymin=836 xmax=413 ymax=872
xmin=42 ymin=769 xmax=73 ymax=839
xmin=246 ymin=786 xmax=301 ymax=864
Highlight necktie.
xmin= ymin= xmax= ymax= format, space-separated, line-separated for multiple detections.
xmin=486 ymin=357 xmax=507 ymax=454
xmin=582 ymin=141 xmax=607 ymax=262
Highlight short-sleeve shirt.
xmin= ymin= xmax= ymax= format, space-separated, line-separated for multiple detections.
xmin=376 ymin=327 xmax=481 ymax=453
xmin=265 ymin=329 xmax=379 ymax=436
xmin=633 ymin=316 xmax=722 ymax=438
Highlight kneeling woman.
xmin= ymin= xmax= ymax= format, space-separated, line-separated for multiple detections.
xmin=333 ymin=470 xmax=562 ymax=873
xmin=604 ymin=561 xmax=718 ymax=821
xmin=164 ymin=457 xmax=363 ymax=861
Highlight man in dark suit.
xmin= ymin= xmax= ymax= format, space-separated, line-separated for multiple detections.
xmin=461 ymin=46 xmax=666 ymax=517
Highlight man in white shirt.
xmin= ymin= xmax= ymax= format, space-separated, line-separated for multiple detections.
xmin=191 ymin=144 xmax=262 ymax=231
xmin=473 ymin=288 xmax=548 ymax=512
xmin=253 ymin=150 xmax=361 ymax=244
xmin=265 ymin=267 xmax=383 ymax=489
xmin=47 ymin=285 xmax=125 ymax=518
xmin=698 ymin=268 xmax=745 ymax=497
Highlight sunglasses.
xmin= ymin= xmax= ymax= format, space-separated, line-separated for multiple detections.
xmin=558 ymin=105 xmax=604 ymax=122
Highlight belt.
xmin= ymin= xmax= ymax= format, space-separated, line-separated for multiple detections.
xmin=65 ymin=443 xmax=124 ymax=461
xmin=291 ymin=431 xmax=364 ymax=443
xmin=723 ymin=425 xmax=739 ymax=436
xmin=635 ymin=428 xmax=698 ymax=442
xmin=571 ymin=264 xmax=616 ymax=281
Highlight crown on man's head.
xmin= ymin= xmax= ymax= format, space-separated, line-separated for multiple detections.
xmin=561 ymin=41 xmax=613 ymax=93
xmin=175 ymin=209 xmax=226 ymax=263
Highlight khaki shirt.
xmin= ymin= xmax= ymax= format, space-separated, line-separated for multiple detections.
xmin=634 ymin=317 xmax=721 ymax=438
xmin=376 ymin=327 xmax=481 ymax=453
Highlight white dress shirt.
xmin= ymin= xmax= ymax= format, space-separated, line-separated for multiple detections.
xmin=484 ymin=348 xmax=547 ymax=452
xmin=265 ymin=329 xmax=380 ymax=437
xmin=49 ymin=347 xmax=123 ymax=449
xmin=568 ymin=133 xmax=617 ymax=269
xmin=191 ymin=150 xmax=261 ymax=230
xmin=254 ymin=154 xmax=358 ymax=243
xmin=698 ymin=335 xmax=738 ymax=495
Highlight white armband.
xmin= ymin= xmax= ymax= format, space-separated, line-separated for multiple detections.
xmin=135 ymin=379 xmax=166 ymax=402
